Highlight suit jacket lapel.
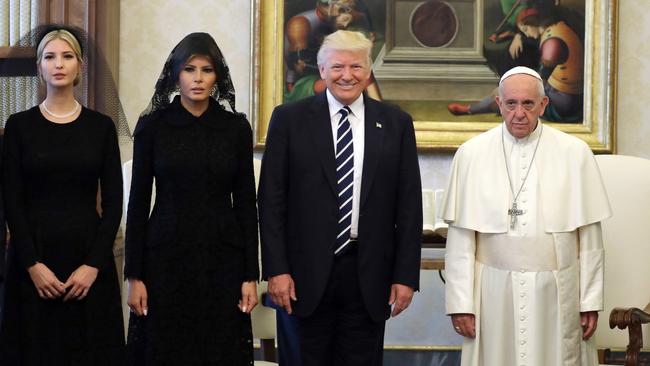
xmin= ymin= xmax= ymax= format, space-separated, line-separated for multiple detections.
xmin=360 ymin=96 xmax=384 ymax=209
xmin=308 ymin=93 xmax=337 ymax=195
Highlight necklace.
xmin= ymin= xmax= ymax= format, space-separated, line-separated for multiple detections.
xmin=41 ymin=100 xmax=80 ymax=119
xmin=501 ymin=123 xmax=543 ymax=229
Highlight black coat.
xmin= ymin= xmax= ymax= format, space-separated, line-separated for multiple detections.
xmin=124 ymin=97 xmax=259 ymax=365
xmin=259 ymin=92 xmax=422 ymax=322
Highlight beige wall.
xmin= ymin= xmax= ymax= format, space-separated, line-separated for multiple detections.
xmin=616 ymin=0 xmax=650 ymax=158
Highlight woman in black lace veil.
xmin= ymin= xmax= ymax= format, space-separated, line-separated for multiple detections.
xmin=0 ymin=25 xmax=127 ymax=365
xmin=124 ymin=33 xmax=259 ymax=365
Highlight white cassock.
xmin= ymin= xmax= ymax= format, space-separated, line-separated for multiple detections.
xmin=442 ymin=122 xmax=611 ymax=366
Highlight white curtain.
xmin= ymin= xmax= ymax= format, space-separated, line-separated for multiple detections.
xmin=1 ymin=0 xmax=40 ymax=127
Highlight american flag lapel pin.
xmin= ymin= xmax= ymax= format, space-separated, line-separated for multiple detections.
xmin=376 ymin=121 xmax=382 ymax=128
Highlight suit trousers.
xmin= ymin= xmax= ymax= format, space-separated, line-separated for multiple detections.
xmin=263 ymin=296 xmax=302 ymax=366
xmin=297 ymin=247 xmax=385 ymax=366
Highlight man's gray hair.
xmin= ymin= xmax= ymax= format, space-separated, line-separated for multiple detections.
xmin=317 ymin=30 xmax=373 ymax=67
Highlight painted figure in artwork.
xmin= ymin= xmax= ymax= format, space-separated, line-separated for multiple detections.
xmin=448 ymin=3 xmax=585 ymax=122
xmin=284 ymin=0 xmax=382 ymax=103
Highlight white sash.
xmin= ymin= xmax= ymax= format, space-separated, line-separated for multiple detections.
xmin=476 ymin=232 xmax=558 ymax=271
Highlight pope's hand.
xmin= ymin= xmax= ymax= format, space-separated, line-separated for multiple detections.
xmin=581 ymin=311 xmax=598 ymax=340
xmin=451 ymin=313 xmax=476 ymax=338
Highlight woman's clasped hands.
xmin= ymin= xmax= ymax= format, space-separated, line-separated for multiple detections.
xmin=27 ymin=262 xmax=98 ymax=301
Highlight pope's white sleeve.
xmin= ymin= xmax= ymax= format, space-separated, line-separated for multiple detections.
xmin=445 ymin=224 xmax=476 ymax=315
xmin=578 ymin=221 xmax=605 ymax=312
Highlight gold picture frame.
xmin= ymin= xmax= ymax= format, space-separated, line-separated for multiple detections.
xmin=251 ymin=0 xmax=617 ymax=152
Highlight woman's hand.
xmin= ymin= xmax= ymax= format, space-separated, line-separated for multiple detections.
xmin=63 ymin=264 xmax=98 ymax=301
xmin=27 ymin=262 xmax=65 ymax=299
xmin=238 ymin=281 xmax=258 ymax=314
xmin=127 ymin=278 xmax=148 ymax=316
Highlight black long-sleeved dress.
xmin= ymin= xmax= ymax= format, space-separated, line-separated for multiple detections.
xmin=0 ymin=106 xmax=125 ymax=365
xmin=0 ymin=135 xmax=5 ymax=283
xmin=125 ymin=97 xmax=259 ymax=366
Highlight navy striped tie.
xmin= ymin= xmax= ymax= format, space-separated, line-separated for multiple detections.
xmin=334 ymin=106 xmax=354 ymax=255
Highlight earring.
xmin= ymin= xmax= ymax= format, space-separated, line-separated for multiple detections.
xmin=211 ymin=84 xmax=219 ymax=99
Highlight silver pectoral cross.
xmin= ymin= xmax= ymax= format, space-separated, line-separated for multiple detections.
xmin=507 ymin=202 xmax=525 ymax=229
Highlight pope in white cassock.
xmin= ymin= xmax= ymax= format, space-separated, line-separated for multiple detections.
xmin=442 ymin=66 xmax=611 ymax=366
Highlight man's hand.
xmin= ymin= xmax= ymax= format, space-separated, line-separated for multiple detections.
xmin=27 ymin=262 xmax=65 ymax=299
xmin=268 ymin=274 xmax=297 ymax=314
xmin=238 ymin=281 xmax=258 ymax=314
xmin=451 ymin=313 xmax=476 ymax=338
xmin=581 ymin=311 xmax=599 ymax=340
xmin=63 ymin=264 xmax=98 ymax=301
xmin=127 ymin=278 xmax=148 ymax=316
xmin=389 ymin=283 xmax=414 ymax=317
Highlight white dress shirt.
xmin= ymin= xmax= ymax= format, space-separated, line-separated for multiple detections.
xmin=326 ymin=90 xmax=364 ymax=238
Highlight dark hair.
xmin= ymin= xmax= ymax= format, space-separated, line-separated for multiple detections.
xmin=169 ymin=33 xmax=227 ymax=92
xmin=139 ymin=32 xmax=239 ymax=122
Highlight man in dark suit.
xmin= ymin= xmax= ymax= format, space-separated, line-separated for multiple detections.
xmin=259 ymin=30 xmax=422 ymax=366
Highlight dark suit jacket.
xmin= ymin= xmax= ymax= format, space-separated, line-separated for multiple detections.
xmin=259 ymin=92 xmax=422 ymax=322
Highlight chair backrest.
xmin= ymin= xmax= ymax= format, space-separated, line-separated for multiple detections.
xmin=120 ymin=160 xmax=133 ymax=332
xmin=251 ymin=157 xmax=275 ymax=339
xmin=122 ymin=160 xmax=133 ymax=223
xmin=595 ymin=154 xmax=650 ymax=349
xmin=251 ymin=281 xmax=277 ymax=340
xmin=121 ymin=159 xmax=157 ymax=336
xmin=251 ymin=158 xmax=279 ymax=364
xmin=122 ymin=159 xmax=156 ymax=220
xmin=253 ymin=157 xmax=262 ymax=189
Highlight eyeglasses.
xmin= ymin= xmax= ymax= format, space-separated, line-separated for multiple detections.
xmin=502 ymin=100 xmax=537 ymax=111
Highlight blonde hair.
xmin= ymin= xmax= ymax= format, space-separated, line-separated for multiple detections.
xmin=36 ymin=29 xmax=83 ymax=86
xmin=317 ymin=30 xmax=372 ymax=67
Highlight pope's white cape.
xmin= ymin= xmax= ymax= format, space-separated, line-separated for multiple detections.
xmin=442 ymin=122 xmax=611 ymax=366
xmin=442 ymin=123 xmax=612 ymax=232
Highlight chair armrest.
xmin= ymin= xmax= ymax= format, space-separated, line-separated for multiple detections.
xmin=609 ymin=305 xmax=650 ymax=366
xmin=610 ymin=306 xmax=650 ymax=329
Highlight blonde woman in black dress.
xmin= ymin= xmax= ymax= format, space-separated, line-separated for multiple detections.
xmin=0 ymin=26 xmax=125 ymax=365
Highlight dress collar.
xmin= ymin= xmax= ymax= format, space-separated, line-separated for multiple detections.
xmin=165 ymin=95 xmax=226 ymax=129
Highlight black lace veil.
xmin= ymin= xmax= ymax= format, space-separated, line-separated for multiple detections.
xmin=139 ymin=32 xmax=240 ymax=120
xmin=0 ymin=24 xmax=133 ymax=147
